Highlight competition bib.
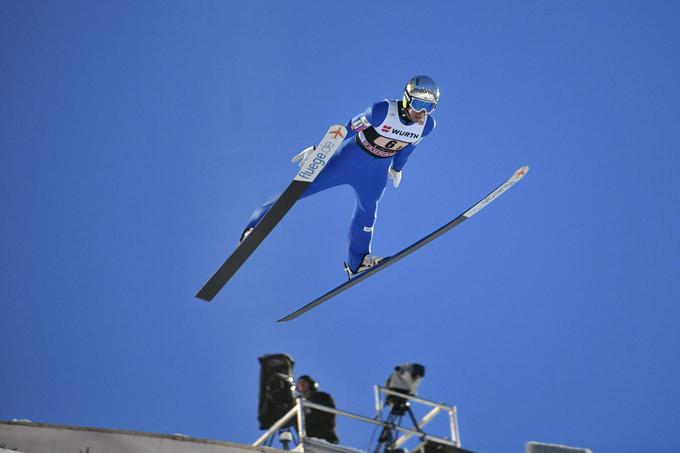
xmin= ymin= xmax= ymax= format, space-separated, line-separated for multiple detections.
xmin=357 ymin=100 xmax=425 ymax=158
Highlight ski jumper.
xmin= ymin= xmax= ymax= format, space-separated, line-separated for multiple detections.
xmin=246 ymin=100 xmax=436 ymax=272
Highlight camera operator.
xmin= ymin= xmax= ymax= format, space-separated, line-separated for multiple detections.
xmin=385 ymin=363 xmax=425 ymax=415
xmin=296 ymin=375 xmax=339 ymax=444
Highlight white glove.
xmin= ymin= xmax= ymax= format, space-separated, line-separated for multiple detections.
xmin=291 ymin=145 xmax=316 ymax=166
xmin=388 ymin=166 xmax=402 ymax=188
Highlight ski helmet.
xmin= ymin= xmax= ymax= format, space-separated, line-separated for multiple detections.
xmin=403 ymin=75 xmax=439 ymax=114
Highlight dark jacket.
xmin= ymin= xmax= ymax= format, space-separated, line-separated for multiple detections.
xmin=304 ymin=390 xmax=339 ymax=444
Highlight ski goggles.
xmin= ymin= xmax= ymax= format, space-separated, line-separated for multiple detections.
xmin=407 ymin=97 xmax=437 ymax=114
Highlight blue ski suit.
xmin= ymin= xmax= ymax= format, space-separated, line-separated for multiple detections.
xmin=246 ymin=100 xmax=436 ymax=272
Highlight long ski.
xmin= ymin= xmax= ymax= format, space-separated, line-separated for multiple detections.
xmin=277 ymin=165 xmax=530 ymax=321
xmin=196 ymin=125 xmax=348 ymax=302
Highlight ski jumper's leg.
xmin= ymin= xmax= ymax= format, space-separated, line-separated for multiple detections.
xmin=245 ymin=194 xmax=278 ymax=231
xmin=244 ymin=142 xmax=355 ymax=231
xmin=346 ymin=153 xmax=390 ymax=271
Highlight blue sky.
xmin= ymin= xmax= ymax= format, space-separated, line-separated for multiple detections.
xmin=2 ymin=1 xmax=679 ymax=452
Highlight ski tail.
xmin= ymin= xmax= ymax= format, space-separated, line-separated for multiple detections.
xmin=195 ymin=180 xmax=308 ymax=301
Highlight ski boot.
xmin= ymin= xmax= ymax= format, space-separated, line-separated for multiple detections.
xmin=239 ymin=227 xmax=254 ymax=243
xmin=344 ymin=254 xmax=384 ymax=280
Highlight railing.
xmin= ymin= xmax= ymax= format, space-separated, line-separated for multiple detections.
xmin=375 ymin=387 xmax=461 ymax=448
xmin=253 ymin=386 xmax=460 ymax=450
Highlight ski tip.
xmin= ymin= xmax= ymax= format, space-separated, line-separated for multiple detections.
xmin=328 ymin=124 xmax=348 ymax=132
xmin=325 ymin=124 xmax=348 ymax=140
xmin=513 ymin=165 xmax=530 ymax=180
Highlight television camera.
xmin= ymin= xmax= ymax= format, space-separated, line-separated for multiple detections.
xmin=375 ymin=363 xmax=426 ymax=453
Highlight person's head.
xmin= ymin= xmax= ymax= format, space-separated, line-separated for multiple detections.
xmin=402 ymin=75 xmax=440 ymax=123
xmin=296 ymin=375 xmax=318 ymax=396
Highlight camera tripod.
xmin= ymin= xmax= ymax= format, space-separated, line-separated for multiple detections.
xmin=373 ymin=398 xmax=424 ymax=453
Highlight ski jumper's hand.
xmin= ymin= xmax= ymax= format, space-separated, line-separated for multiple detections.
xmin=291 ymin=145 xmax=316 ymax=166
xmin=388 ymin=166 xmax=402 ymax=188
